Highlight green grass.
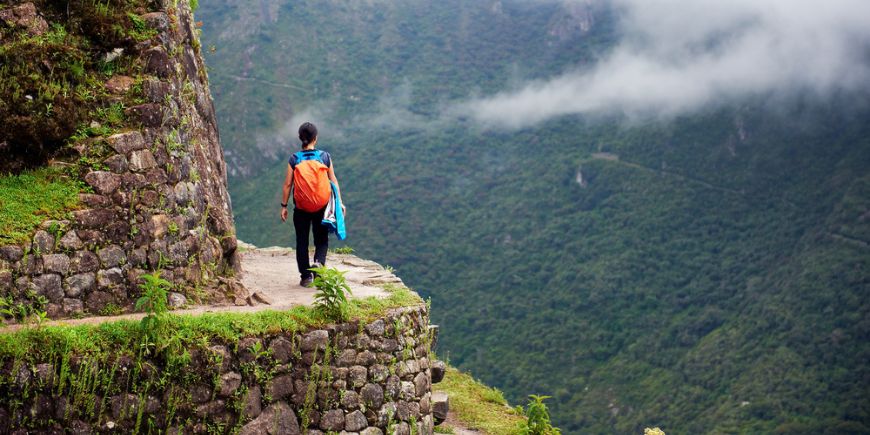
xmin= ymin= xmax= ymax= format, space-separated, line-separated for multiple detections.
xmin=434 ymin=365 xmax=527 ymax=434
xmin=0 ymin=167 xmax=82 ymax=245
xmin=0 ymin=283 xmax=423 ymax=360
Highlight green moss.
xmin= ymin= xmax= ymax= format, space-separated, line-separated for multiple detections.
xmin=0 ymin=167 xmax=82 ymax=245
xmin=434 ymin=366 xmax=527 ymax=435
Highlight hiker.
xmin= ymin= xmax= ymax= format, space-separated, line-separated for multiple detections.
xmin=280 ymin=122 xmax=346 ymax=287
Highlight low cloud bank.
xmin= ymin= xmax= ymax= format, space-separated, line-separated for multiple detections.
xmin=458 ymin=0 xmax=870 ymax=129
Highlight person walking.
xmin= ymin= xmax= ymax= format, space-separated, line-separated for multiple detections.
xmin=280 ymin=122 xmax=345 ymax=287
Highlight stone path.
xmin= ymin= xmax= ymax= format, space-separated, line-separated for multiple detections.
xmin=236 ymin=246 xmax=402 ymax=310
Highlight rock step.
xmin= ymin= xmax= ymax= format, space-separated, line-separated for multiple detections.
xmin=432 ymin=391 xmax=449 ymax=426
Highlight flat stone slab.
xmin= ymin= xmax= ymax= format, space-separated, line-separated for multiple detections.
xmin=237 ymin=247 xmax=398 ymax=310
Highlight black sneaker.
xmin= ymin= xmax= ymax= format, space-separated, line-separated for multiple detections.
xmin=300 ymin=276 xmax=314 ymax=288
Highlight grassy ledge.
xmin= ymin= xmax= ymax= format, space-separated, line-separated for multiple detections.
xmin=0 ymin=167 xmax=82 ymax=245
xmin=0 ymin=284 xmax=422 ymax=361
xmin=434 ymin=365 xmax=527 ymax=434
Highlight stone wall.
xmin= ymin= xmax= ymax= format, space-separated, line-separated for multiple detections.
xmin=0 ymin=305 xmax=434 ymax=434
xmin=0 ymin=0 xmax=241 ymax=319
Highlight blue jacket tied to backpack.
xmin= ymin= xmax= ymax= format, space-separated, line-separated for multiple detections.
xmin=322 ymin=181 xmax=346 ymax=240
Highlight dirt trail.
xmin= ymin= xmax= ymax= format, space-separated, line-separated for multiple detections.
xmin=1 ymin=247 xmax=402 ymax=330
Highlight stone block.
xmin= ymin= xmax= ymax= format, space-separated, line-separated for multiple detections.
xmin=320 ymin=409 xmax=345 ymax=432
xmin=268 ymin=374 xmax=294 ymax=401
xmin=349 ymin=366 xmax=368 ymax=388
xmin=107 ymin=131 xmax=146 ymax=155
xmin=432 ymin=392 xmax=448 ymax=425
xmin=360 ymin=383 xmax=384 ymax=410
xmin=129 ymin=149 xmax=158 ymax=171
xmin=369 ymin=364 xmax=388 ymax=383
xmin=238 ymin=337 xmax=262 ymax=364
xmin=355 ymin=350 xmax=377 ymax=366
xmin=341 ymin=390 xmax=360 ymax=410
xmin=0 ymin=245 xmax=24 ymax=262
xmin=122 ymin=173 xmax=148 ymax=189
xmin=85 ymin=291 xmax=114 ymax=314
xmin=344 ymin=409 xmax=367 ymax=432
xmin=70 ymin=251 xmax=100 ymax=273
xmin=338 ymin=349 xmax=357 ymax=367
xmin=32 ymin=230 xmax=54 ymax=254
xmin=103 ymin=154 xmax=129 ymax=173
xmin=360 ymin=428 xmax=384 ymax=435
xmin=58 ymin=231 xmax=83 ymax=250
xmin=167 ymin=292 xmax=186 ymax=309
xmin=84 ymin=171 xmax=121 ymax=195
xmin=385 ymin=375 xmax=401 ymax=400
xmin=144 ymin=47 xmax=172 ymax=78
xmin=43 ymin=254 xmax=70 ymax=275
xmin=301 ymin=329 xmax=329 ymax=352
xmin=63 ymin=298 xmax=85 ymax=316
xmin=97 ymin=268 xmax=124 ymax=289
xmin=146 ymin=168 xmax=168 ymax=185
xmin=239 ymin=401 xmax=300 ymax=435
xmin=399 ymin=380 xmax=418 ymax=402
xmin=97 ymin=245 xmax=126 ymax=268
xmin=73 ymin=209 xmax=115 ymax=229
xmin=269 ymin=337 xmax=293 ymax=363
xmin=366 ymin=319 xmax=385 ymax=336
xmin=143 ymin=78 xmax=170 ymax=103
xmin=34 ymin=274 xmax=63 ymax=303
xmin=219 ymin=372 xmax=241 ymax=397
xmin=243 ymin=386 xmax=262 ymax=419
xmin=64 ymin=272 xmax=95 ymax=297
xmin=431 ymin=360 xmax=446 ymax=384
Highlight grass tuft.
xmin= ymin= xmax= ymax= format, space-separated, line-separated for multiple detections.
xmin=434 ymin=365 xmax=528 ymax=434
xmin=0 ymin=167 xmax=82 ymax=245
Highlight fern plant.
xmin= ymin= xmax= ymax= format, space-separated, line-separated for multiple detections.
xmin=310 ymin=266 xmax=352 ymax=321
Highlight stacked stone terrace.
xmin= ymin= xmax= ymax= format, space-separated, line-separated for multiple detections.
xmin=0 ymin=0 xmax=240 ymax=318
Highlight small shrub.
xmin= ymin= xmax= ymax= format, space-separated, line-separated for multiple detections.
xmin=519 ymin=395 xmax=561 ymax=435
xmin=331 ymin=246 xmax=355 ymax=254
xmin=135 ymin=272 xmax=172 ymax=348
xmin=310 ymin=266 xmax=352 ymax=321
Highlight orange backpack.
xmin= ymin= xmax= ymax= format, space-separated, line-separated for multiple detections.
xmin=290 ymin=149 xmax=331 ymax=212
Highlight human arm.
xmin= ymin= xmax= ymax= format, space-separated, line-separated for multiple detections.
xmin=281 ymin=163 xmax=293 ymax=222
xmin=327 ymin=161 xmax=345 ymax=215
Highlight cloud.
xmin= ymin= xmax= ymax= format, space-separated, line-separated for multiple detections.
xmin=459 ymin=0 xmax=870 ymax=129
xmin=253 ymin=104 xmax=344 ymax=161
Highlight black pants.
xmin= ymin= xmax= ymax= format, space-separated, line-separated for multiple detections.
xmin=293 ymin=207 xmax=328 ymax=279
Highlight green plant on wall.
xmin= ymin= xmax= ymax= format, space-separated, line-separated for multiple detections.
xmin=310 ymin=266 xmax=352 ymax=321
xmin=135 ymin=271 xmax=172 ymax=354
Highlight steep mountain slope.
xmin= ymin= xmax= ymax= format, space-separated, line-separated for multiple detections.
xmin=198 ymin=1 xmax=870 ymax=433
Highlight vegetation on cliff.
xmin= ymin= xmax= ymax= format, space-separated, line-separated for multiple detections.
xmin=199 ymin=0 xmax=870 ymax=433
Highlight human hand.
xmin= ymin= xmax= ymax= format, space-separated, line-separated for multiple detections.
xmin=341 ymin=204 xmax=346 ymax=215
xmin=281 ymin=207 xmax=288 ymax=222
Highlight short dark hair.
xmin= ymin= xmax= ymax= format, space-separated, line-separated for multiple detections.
xmin=298 ymin=122 xmax=318 ymax=146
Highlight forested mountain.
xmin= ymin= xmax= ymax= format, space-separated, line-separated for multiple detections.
xmin=198 ymin=0 xmax=870 ymax=433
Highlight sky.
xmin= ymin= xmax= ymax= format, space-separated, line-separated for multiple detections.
xmin=458 ymin=0 xmax=870 ymax=129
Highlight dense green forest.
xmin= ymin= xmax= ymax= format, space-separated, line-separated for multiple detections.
xmin=198 ymin=1 xmax=870 ymax=433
